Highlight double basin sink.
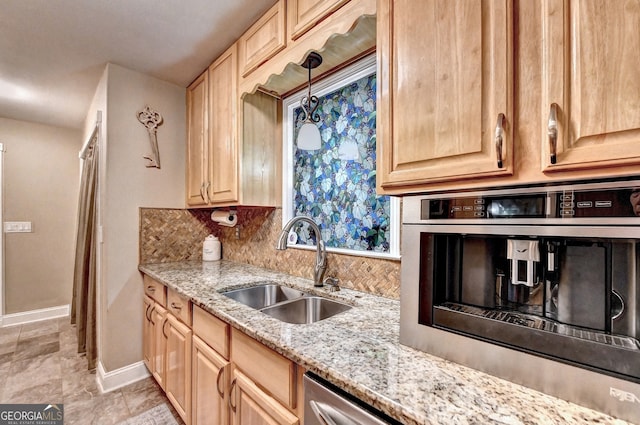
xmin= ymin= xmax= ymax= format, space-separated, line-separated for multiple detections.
xmin=221 ymin=283 xmax=351 ymax=324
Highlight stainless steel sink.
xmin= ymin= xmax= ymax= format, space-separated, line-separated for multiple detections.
xmin=222 ymin=284 xmax=306 ymax=309
xmin=222 ymin=284 xmax=352 ymax=324
xmin=260 ymin=296 xmax=352 ymax=324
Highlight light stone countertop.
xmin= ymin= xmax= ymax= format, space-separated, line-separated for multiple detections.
xmin=139 ymin=260 xmax=631 ymax=425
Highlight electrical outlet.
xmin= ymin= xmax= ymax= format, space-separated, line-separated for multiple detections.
xmin=4 ymin=221 xmax=32 ymax=233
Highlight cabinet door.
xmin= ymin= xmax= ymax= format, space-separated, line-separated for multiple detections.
xmin=187 ymin=71 xmax=209 ymax=206
xmin=150 ymin=303 xmax=167 ymax=390
xmin=288 ymin=0 xmax=351 ymax=40
xmin=230 ymin=370 xmax=299 ymax=425
xmin=143 ymin=296 xmax=154 ymax=371
xmin=238 ymin=0 xmax=286 ymax=77
xmin=166 ymin=314 xmax=193 ymax=425
xmin=377 ymin=0 xmax=513 ymax=193
xmin=192 ymin=335 xmax=229 ymax=425
xmin=208 ymin=44 xmax=239 ymax=204
xmin=541 ymin=0 xmax=640 ymax=172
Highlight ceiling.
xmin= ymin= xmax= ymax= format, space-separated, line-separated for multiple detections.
xmin=0 ymin=0 xmax=276 ymax=129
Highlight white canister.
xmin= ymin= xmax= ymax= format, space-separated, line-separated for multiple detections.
xmin=203 ymin=235 xmax=221 ymax=261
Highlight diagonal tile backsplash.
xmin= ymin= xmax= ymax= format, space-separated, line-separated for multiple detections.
xmin=139 ymin=207 xmax=400 ymax=299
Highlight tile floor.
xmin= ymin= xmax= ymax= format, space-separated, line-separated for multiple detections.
xmin=0 ymin=317 xmax=183 ymax=424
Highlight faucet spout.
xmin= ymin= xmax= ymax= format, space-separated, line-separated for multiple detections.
xmin=276 ymin=216 xmax=327 ymax=287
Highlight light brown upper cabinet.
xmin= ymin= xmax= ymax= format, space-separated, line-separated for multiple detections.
xmin=186 ymin=44 xmax=239 ymax=206
xmin=238 ymin=0 xmax=286 ymax=77
xmin=187 ymin=0 xmax=375 ymax=207
xmin=377 ymin=0 xmax=514 ymax=194
xmin=186 ymin=71 xmax=209 ymax=207
xmin=288 ymin=0 xmax=352 ymax=40
xmin=541 ymin=0 xmax=640 ymax=173
xmin=208 ymin=44 xmax=240 ymax=205
xmin=377 ymin=0 xmax=640 ymax=195
xmin=186 ymin=42 xmax=282 ymax=208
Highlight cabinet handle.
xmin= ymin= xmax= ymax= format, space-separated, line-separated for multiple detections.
xmin=228 ymin=378 xmax=237 ymax=412
xmin=200 ymin=183 xmax=206 ymax=202
xmin=216 ymin=365 xmax=226 ymax=398
xmin=170 ymin=302 xmax=182 ymax=311
xmin=548 ymin=103 xmax=558 ymax=165
xmin=204 ymin=181 xmax=211 ymax=204
xmin=145 ymin=304 xmax=155 ymax=322
xmin=495 ymin=113 xmax=505 ymax=168
xmin=146 ymin=285 xmax=156 ymax=293
xmin=162 ymin=318 xmax=169 ymax=339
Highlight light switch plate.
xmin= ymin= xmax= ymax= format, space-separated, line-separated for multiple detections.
xmin=4 ymin=221 xmax=32 ymax=233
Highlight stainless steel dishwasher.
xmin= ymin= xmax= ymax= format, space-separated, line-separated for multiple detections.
xmin=304 ymin=373 xmax=401 ymax=425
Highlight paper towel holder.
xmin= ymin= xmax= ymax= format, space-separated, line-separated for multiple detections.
xmin=211 ymin=209 xmax=238 ymax=227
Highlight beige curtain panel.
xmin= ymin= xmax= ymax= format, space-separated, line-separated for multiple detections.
xmin=71 ymin=132 xmax=99 ymax=370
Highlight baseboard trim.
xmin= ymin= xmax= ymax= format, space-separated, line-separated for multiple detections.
xmin=97 ymin=360 xmax=150 ymax=393
xmin=1 ymin=304 xmax=70 ymax=327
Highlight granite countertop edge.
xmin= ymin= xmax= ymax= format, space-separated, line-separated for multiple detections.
xmin=138 ymin=260 xmax=630 ymax=425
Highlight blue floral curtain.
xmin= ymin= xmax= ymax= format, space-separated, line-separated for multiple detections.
xmin=292 ymin=73 xmax=391 ymax=253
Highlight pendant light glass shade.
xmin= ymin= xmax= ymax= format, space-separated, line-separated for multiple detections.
xmin=297 ymin=122 xmax=321 ymax=150
xmin=296 ymin=52 xmax=323 ymax=151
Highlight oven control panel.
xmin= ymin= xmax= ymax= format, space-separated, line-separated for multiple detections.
xmin=421 ymin=183 xmax=640 ymax=220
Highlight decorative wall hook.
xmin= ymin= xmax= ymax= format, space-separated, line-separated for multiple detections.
xmin=137 ymin=105 xmax=163 ymax=168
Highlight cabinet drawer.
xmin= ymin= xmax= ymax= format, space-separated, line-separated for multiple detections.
xmin=167 ymin=288 xmax=192 ymax=326
xmin=143 ymin=275 xmax=166 ymax=306
xmin=192 ymin=305 xmax=230 ymax=359
xmin=231 ymin=328 xmax=297 ymax=409
xmin=238 ymin=0 xmax=286 ymax=77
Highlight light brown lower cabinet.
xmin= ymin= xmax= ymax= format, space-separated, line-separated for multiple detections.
xmin=165 ymin=313 xmax=193 ymax=424
xmin=192 ymin=335 xmax=229 ymax=425
xmin=142 ymin=276 xmax=303 ymax=425
xmin=143 ymin=295 xmax=154 ymax=370
xmin=230 ymin=369 xmax=299 ymax=425
xmin=150 ymin=302 xmax=167 ymax=390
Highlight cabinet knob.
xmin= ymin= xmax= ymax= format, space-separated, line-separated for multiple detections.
xmin=495 ymin=113 xmax=506 ymax=168
xmin=548 ymin=103 xmax=559 ymax=165
xmin=170 ymin=302 xmax=182 ymax=311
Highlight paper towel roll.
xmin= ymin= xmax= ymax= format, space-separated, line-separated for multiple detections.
xmin=211 ymin=210 xmax=237 ymax=227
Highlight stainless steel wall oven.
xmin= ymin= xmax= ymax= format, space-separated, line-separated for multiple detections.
xmin=400 ymin=179 xmax=640 ymax=423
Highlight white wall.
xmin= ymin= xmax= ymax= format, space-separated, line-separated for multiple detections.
xmin=0 ymin=117 xmax=81 ymax=314
xmin=97 ymin=64 xmax=185 ymax=372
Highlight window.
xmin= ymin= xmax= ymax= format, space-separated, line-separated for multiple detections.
xmin=282 ymin=55 xmax=400 ymax=259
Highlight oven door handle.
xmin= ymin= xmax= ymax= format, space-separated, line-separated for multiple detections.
xmin=309 ymin=400 xmax=359 ymax=425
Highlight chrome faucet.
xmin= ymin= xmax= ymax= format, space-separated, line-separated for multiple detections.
xmin=276 ymin=216 xmax=327 ymax=287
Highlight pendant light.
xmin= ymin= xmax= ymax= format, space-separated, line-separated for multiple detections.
xmin=297 ymin=52 xmax=323 ymax=151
